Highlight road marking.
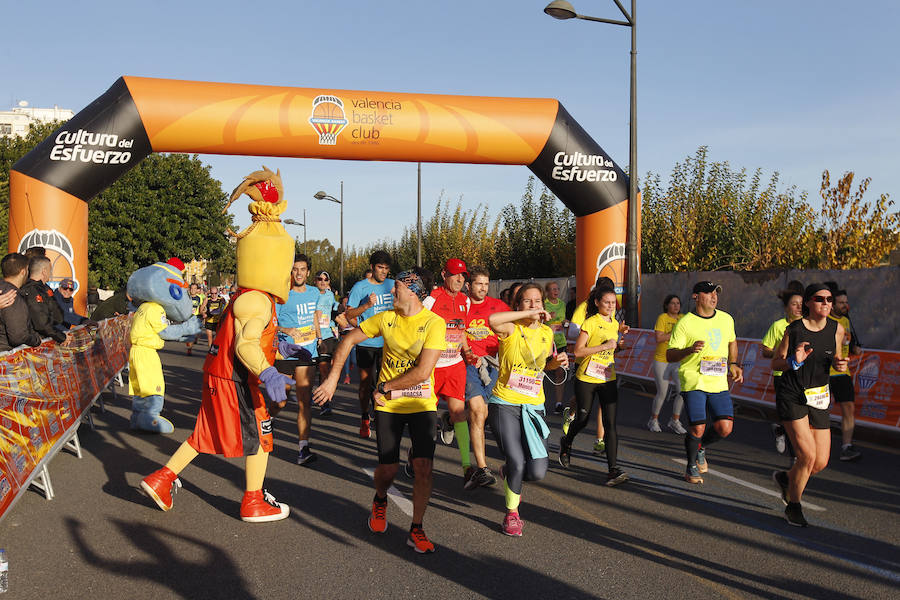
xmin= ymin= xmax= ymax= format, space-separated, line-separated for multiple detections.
xmin=536 ymin=485 xmax=744 ymax=600
xmin=362 ymin=468 xmax=413 ymax=517
xmin=672 ymin=458 xmax=825 ymax=511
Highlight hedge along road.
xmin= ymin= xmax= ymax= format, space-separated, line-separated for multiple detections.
xmin=1 ymin=341 xmax=898 ymax=600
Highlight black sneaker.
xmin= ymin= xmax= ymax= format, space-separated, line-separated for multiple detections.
xmin=772 ymin=470 xmax=789 ymax=505
xmin=605 ymin=468 xmax=629 ymax=487
xmin=558 ymin=436 xmax=571 ymax=469
xmin=297 ymin=446 xmax=318 ymax=466
xmin=319 ymin=401 xmax=333 ymax=417
xmin=839 ymin=444 xmax=862 ymax=462
xmin=553 ymin=402 xmax=563 ymax=415
xmin=464 ymin=467 xmax=497 ymax=490
xmin=785 ymin=502 xmax=808 ymax=527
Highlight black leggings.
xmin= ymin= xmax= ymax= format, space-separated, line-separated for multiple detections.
xmin=488 ymin=403 xmax=548 ymax=495
xmin=564 ymin=379 xmax=618 ymax=470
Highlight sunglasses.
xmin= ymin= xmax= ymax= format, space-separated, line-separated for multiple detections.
xmin=61 ymin=286 xmax=74 ymax=291
xmin=811 ymin=295 xmax=833 ymax=303
xmin=316 ymin=276 xmax=329 ymax=281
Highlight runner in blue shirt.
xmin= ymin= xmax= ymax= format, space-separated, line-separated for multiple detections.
xmin=314 ymin=270 xmax=341 ymax=416
xmin=273 ymin=254 xmax=321 ymax=466
xmin=344 ymin=250 xmax=394 ymax=438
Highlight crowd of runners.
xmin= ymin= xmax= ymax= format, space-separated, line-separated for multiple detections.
xmin=142 ymin=249 xmax=866 ymax=551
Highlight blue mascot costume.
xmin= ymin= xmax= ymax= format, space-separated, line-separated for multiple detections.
xmin=127 ymin=258 xmax=203 ymax=433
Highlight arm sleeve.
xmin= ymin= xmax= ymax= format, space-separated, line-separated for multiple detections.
xmin=358 ymin=311 xmax=384 ymax=339
xmin=423 ymin=316 xmax=446 ymax=350
xmin=2 ymin=299 xmax=42 ymax=347
xmin=232 ymin=291 xmax=276 ymax=377
xmin=668 ymin=319 xmax=687 ymax=350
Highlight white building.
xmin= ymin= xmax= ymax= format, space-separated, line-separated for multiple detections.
xmin=0 ymin=102 xmax=73 ymax=137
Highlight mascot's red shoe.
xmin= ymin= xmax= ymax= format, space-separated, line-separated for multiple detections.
xmin=240 ymin=489 xmax=290 ymax=523
xmin=140 ymin=467 xmax=182 ymax=511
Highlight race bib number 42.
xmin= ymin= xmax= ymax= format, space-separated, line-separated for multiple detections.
xmin=507 ymin=366 xmax=542 ymax=398
xmin=700 ymin=356 xmax=727 ymax=377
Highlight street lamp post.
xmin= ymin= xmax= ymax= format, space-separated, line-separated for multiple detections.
xmin=283 ymin=216 xmax=307 ymax=255
xmin=314 ymin=183 xmax=344 ymax=295
xmin=544 ymin=0 xmax=640 ymax=327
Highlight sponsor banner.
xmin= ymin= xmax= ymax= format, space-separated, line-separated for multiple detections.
xmin=0 ymin=315 xmax=130 ymax=521
xmin=615 ymin=329 xmax=900 ymax=432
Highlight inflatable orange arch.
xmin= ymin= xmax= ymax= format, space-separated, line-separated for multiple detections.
xmin=9 ymin=77 xmax=636 ymax=312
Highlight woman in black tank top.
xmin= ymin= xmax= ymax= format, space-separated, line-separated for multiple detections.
xmin=770 ymin=283 xmax=849 ymax=528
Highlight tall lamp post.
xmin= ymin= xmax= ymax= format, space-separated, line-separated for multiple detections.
xmin=314 ymin=182 xmax=344 ymax=295
xmin=284 ymin=214 xmax=307 ymax=255
xmin=544 ymin=0 xmax=639 ymax=327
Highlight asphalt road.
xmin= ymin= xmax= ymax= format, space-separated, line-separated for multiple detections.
xmin=2 ymin=340 xmax=898 ymax=599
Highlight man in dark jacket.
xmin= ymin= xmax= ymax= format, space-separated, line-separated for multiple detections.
xmin=18 ymin=256 xmax=66 ymax=343
xmin=53 ymin=278 xmax=92 ymax=332
xmin=0 ymin=253 xmax=43 ymax=352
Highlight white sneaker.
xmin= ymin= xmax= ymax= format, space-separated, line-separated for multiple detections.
xmin=667 ymin=418 xmax=687 ymax=435
xmin=439 ymin=411 xmax=455 ymax=445
xmin=647 ymin=418 xmax=662 ymax=433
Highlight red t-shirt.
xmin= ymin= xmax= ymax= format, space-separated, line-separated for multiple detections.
xmin=465 ymin=296 xmax=510 ymax=358
xmin=423 ymin=287 xmax=470 ymax=367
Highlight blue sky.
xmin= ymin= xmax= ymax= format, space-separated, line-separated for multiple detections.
xmin=4 ymin=1 xmax=898 ymax=250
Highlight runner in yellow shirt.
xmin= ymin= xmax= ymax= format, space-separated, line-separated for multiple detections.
xmin=314 ymin=268 xmax=444 ymax=554
xmin=487 ymin=283 xmax=568 ymax=537
xmin=761 ymin=286 xmax=804 ymax=456
xmin=558 ymin=286 xmax=629 ymax=486
xmin=828 ymin=287 xmax=862 ymax=461
xmin=667 ymin=281 xmax=743 ymax=484
xmin=648 ymin=294 xmax=686 ymax=434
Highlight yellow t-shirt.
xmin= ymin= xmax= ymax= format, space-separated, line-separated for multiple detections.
xmin=575 ymin=313 xmax=619 ymax=384
xmin=492 ymin=323 xmax=555 ymax=406
xmin=762 ymin=317 xmax=790 ymax=378
xmin=570 ymin=301 xmax=588 ymax=329
xmin=668 ymin=310 xmax=736 ymax=393
xmin=828 ymin=314 xmax=852 ymax=377
xmin=359 ymin=308 xmax=446 ymax=414
xmin=653 ymin=312 xmax=682 ymax=362
xmin=128 ymin=302 xmax=167 ymax=397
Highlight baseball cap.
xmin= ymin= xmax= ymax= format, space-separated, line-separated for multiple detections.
xmin=444 ymin=258 xmax=467 ymax=276
xmin=315 ymin=270 xmax=331 ymax=280
xmin=60 ymin=278 xmax=75 ymax=289
xmin=692 ymin=281 xmax=722 ymax=294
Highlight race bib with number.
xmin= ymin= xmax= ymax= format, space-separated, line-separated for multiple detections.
xmin=584 ymin=356 xmax=613 ymax=381
xmin=439 ymin=320 xmax=465 ymax=364
xmin=804 ymin=384 xmax=830 ymax=409
xmin=699 ymin=356 xmax=727 ymax=377
xmin=291 ymin=325 xmax=317 ymax=345
xmin=317 ymin=314 xmax=330 ymax=329
xmin=392 ymin=380 xmax=433 ymax=399
xmin=507 ymin=366 xmax=542 ymax=398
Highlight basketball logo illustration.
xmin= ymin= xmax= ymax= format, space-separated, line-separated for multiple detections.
xmin=309 ymin=95 xmax=349 ymax=145
xmin=17 ymin=228 xmax=77 ymax=291
xmin=856 ymin=354 xmax=880 ymax=393
xmin=594 ymin=242 xmax=626 ymax=297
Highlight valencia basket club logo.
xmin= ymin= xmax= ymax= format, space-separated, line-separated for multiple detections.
xmin=594 ymin=242 xmax=626 ymax=295
xmin=309 ymin=95 xmax=349 ymax=145
xmin=17 ymin=229 xmax=77 ymax=291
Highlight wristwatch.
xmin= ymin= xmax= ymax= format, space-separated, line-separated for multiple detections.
xmin=376 ymin=381 xmax=387 ymax=395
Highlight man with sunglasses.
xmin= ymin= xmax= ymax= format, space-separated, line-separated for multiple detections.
xmin=667 ymin=281 xmax=743 ymax=484
xmin=53 ymin=278 xmax=93 ymax=333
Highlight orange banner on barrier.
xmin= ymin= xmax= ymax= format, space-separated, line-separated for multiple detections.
xmin=0 ymin=315 xmax=130 ymax=520
xmin=615 ymin=329 xmax=900 ymax=432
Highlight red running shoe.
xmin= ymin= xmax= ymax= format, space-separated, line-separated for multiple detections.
xmin=240 ymin=489 xmax=290 ymax=523
xmin=359 ymin=417 xmax=371 ymax=439
xmin=368 ymin=499 xmax=388 ymax=533
xmin=140 ymin=467 xmax=181 ymax=511
xmin=502 ymin=511 xmax=524 ymax=537
xmin=407 ymin=526 xmax=436 ymax=553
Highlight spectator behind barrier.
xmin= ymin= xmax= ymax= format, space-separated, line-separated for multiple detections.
xmin=54 ymin=278 xmax=94 ymax=332
xmin=0 ymin=253 xmax=42 ymax=351
xmin=19 ymin=256 xmax=66 ymax=343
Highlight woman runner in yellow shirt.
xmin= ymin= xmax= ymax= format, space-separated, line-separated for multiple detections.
xmin=558 ymin=286 xmax=629 ymax=486
xmin=487 ymin=283 xmax=569 ymax=537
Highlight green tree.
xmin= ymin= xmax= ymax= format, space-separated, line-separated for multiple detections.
xmin=88 ymin=153 xmax=234 ymax=289
xmin=641 ymin=146 xmax=815 ymax=272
